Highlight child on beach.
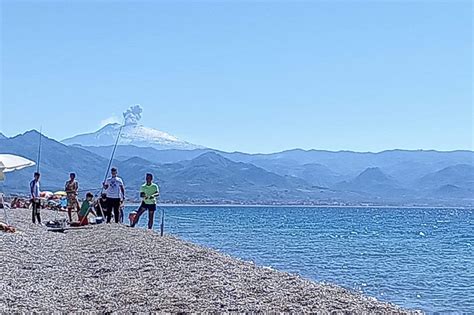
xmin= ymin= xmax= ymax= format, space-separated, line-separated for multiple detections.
xmin=94 ymin=193 xmax=107 ymax=217
xmin=78 ymin=192 xmax=96 ymax=225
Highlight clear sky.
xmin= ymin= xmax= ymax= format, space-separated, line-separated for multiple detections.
xmin=1 ymin=0 xmax=472 ymax=153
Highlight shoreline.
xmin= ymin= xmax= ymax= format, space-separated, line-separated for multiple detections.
xmin=1 ymin=208 xmax=418 ymax=313
xmin=133 ymin=203 xmax=471 ymax=209
xmin=4 ymin=196 xmax=470 ymax=209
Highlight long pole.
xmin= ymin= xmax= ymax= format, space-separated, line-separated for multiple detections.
xmin=160 ymin=207 xmax=164 ymax=236
xmin=94 ymin=123 xmax=124 ymax=225
xmin=33 ymin=127 xmax=42 ymax=224
xmin=101 ymin=123 xmax=124 ymax=193
xmin=1 ymin=191 xmax=8 ymax=225
xmin=36 ymin=127 xmax=43 ymax=173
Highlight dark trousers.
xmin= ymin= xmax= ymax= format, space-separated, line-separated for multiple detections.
xmin=95 ymin=201 xmax=108 ymax=218
xmin=95 ymin=205 xmax=103 ymax=217
xmin=106 ymin=198 xmax=121 ymax=223
xmin=31 ymin=199 xmax=41 ymax=224
xmin=132 ymin=202 xmax=156 ymax=229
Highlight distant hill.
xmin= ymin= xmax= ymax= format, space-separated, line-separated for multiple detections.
xmin=333 ymin=167 xmax=409 ymax=199
xmin=119 ymin=152 xmax=324 ymax=203
xmin=0 ymin=130 xmax=108 ymax=192
xmin=246 ymin=161 xmax=345 ymax=188
xmin=73 ymin=145 xmax=343 ymax=187
xmin=417 ymin=164 xmax=474 ymax=191
xmin=115 ymin=154 xmax=333 ymax=203
xmin=74 ymin=144 xmax=211 ymax=164
xmin=432 ymin=184 xmax=474 ymax=200
xmin=235 ymin=149 xmax=474 ymax=177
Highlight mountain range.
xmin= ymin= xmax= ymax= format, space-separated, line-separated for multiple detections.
xmin=0 ymin=128 xmax=473 ymax=206
xmin=0 ymin=131 xmax=326 ymax=203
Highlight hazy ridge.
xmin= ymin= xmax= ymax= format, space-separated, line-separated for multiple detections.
xmin=0 ymin=130 xmax=472 ymax=206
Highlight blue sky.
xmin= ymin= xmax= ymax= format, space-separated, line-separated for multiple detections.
xmin=1 ymin=1 xmax=472 ymax=153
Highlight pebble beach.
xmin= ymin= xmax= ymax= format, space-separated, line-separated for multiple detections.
xmin=0 ymin=208 xmax=418 ymax=313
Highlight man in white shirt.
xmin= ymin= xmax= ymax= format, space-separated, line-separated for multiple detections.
xmin=102 ymin=167 xmax=125 ymax=223
xmin=30 ymin=172 xmax=41 ymax=224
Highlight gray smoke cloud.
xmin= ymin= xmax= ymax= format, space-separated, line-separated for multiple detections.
xmin=123 ymin=105 xmax=143 ymax=125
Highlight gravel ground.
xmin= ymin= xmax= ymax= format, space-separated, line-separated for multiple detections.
xmin=0 ymin=208 xmax=419 ymax=313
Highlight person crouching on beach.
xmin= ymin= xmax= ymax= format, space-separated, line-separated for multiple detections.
xmin=94 ymin=193 xmax=107 ymax=218
xmin=65 ymin=172 xmax=80 ymax=222
xmin=131 ymin=173 xmax=159 ymax=229
xmin=78 ymin=192 xmax=96 ymax=225
xmin=29 ymin=172 xmax=42 ymax=224
xmin=103 ymin=167 xmax=125 ymax=223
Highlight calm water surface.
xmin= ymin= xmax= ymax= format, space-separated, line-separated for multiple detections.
xmin=124 ymin=206 xmax=474 ymax=313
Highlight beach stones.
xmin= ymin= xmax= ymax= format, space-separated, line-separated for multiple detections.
xmin=0 ymin=208 xmax=417 ymax=313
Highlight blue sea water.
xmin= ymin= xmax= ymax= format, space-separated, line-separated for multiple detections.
xmin=124 ymin=206 xmax=474 ymax=313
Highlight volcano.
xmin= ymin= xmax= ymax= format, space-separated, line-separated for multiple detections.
xmin=62 ymin=105 xmax=204 ymax=150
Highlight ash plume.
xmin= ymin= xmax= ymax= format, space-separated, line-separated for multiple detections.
xmin=123 ymin=105 xmax=143 ymax=125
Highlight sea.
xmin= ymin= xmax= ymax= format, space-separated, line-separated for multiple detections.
xmin=123 ymin=205 xmax=473 ymax=313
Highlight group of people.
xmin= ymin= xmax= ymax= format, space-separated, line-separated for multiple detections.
xmin=10 ymin=197 xmax=30 ymax=210
xmin=29 ymin=167 xmax=160 ymax=229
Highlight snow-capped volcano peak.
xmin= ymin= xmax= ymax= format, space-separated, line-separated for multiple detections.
xmin=122 ymin=123 xmax=179 ymax=142
xmin=62 ymin=106 xmax=203 ymax=150
xmin=62 ymin=122 xmax=203 ymax=150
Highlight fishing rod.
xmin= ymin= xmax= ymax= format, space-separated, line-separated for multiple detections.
xmin=33 ymin=127 xmax=43 ymax=223
xmin=36 ymin=127 xmax=43 ymax=173
xmin=80 ymin=122 xmax=125 ymax=226
xmin=160 ymin=208 xmax=165 ymax=236
xmin=101 ymin=121 xmax=125 ymax=193
xmin=77 ymin=187 xmax=103 ymax=194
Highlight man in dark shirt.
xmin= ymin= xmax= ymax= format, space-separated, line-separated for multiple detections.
xmin=94 ymin=193 xmax=108 ymax=217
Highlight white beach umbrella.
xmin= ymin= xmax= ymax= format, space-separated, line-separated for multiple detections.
xmin=0 ymin=154 xmax=36 ymax=225
xmin=0 ymin=154 xmax=36 ymax=176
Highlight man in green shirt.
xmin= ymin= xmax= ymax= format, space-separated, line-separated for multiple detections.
xmin=131 ymin=173 xmax=160 ymax=229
